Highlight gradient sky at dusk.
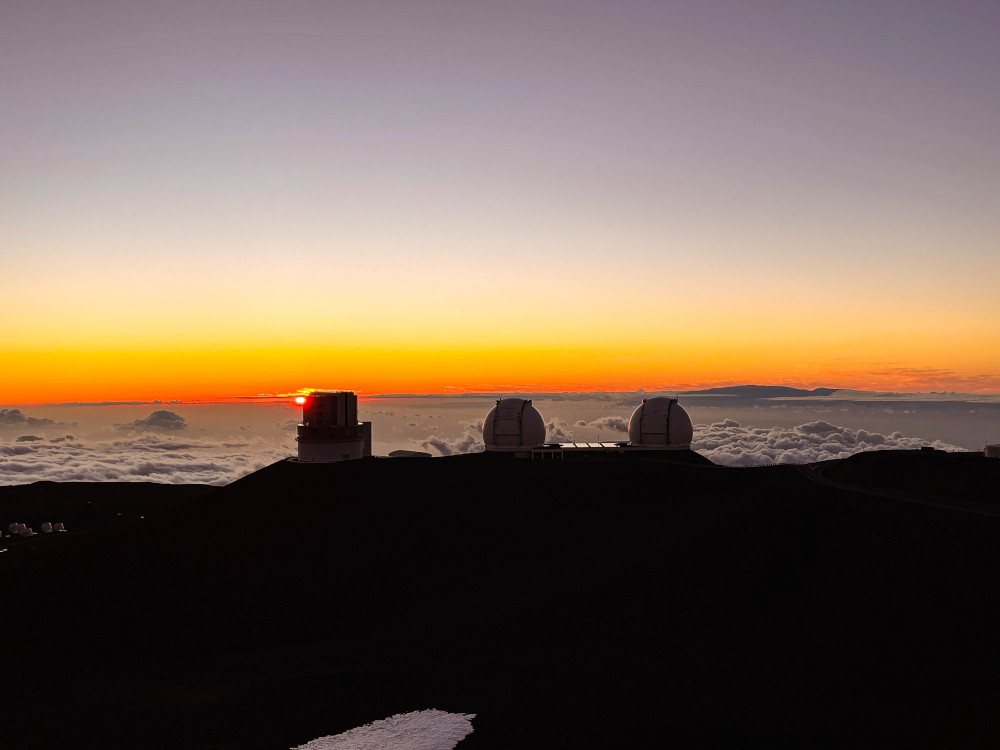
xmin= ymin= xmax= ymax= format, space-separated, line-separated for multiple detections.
xmin=3 ymin=0 xmax=999 ymax=403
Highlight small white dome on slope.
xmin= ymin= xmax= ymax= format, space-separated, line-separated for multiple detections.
xmin=483 ymin=398 xmax=546 ymax=450
xmin=628 ymin=398 xmax=693 ymax=449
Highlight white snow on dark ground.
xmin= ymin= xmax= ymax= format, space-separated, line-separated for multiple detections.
xmin=292 ymin=710 xmax=474 ymax=750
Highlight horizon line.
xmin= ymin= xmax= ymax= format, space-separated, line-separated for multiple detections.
xmin=7 ymin=384 xmax=1000 ymax=408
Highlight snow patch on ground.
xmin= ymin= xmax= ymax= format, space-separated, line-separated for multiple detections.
xmin=293 ymin=710 xmax=474 ymax=750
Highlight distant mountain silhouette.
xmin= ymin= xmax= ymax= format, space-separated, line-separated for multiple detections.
xmin=2 ymin=450 xmax=999 ymax=748
xmin=685 ymin=384 xmax=839 ymax=398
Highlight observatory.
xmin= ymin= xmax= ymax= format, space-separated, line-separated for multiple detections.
xmin=482 ymin=398 xmax=547 ymax=456
xmin=480 ymin=395 xmax=698 ymax=459
xmin=627 ymin=397 xmax=694 ymax=450
xmin=296 ymin=391 xmax=372 ymax=463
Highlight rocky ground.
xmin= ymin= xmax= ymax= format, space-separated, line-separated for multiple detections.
xmin=2 ymin=450 xmax=1000 ymax=748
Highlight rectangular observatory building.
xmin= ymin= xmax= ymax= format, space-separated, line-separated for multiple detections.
xmin=296 ymin=391 xmax=372 ymax=462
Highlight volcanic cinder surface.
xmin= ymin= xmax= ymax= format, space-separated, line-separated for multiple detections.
xmin=3 ymin=450 xmax=1000 ymax=748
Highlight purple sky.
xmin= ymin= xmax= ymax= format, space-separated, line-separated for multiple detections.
xmin=3 ymin=1 xmax=999 ymax=395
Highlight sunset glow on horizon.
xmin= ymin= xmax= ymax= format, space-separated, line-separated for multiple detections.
xmin=3 ymin=1 xmax=999 ymax=405
xmin=4 ymin=339 xmax=999 ymax=406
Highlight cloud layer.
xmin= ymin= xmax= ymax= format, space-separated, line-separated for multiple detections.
xmin=0 ymin=409 xmax=57 ymax=427
xmin=115 ymin=410 xmax=187 ymax=432
xmin=575 ymin=416 xmax=628 ymax=433
xmin=692 ymin=420 xmax=964 ymax=467
xmin=406 ymin=412 xmax=966 ymax=466
xmin=420 ymin=423 xmax=484 ymax=456
xmin=1 ymin=397 xmax=980 ymax=485
xmin=0 ymin=434 xmax=293 ymax=486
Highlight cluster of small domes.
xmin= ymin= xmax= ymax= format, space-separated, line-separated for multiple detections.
xmin=482 ymin=396 xmax=693 ymax=450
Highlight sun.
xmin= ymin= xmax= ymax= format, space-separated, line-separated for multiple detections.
xmin=294 ymin=396 xmax=306 ymax=405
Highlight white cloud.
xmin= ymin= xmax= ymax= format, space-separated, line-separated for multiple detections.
xmin=692 ymin=419 xmax=964 ymax=467
xmin=110 ymin=436 xmax=201 ymax=452
xmin=574 ymin=416 xmax=628 ymax=433
xmin=420 ymin=423 xmax=484 ymax=456
xmin=544 ymin=417 xmax=574 ymax=443
xmin=115 ymin=410 xmax=187 ymax=432
xmin=2 ymin=395 xmax=990 ymax=485
xmin=0 ymin=434 xmax=295 ymax=486
xmin=1 ymin=445 xmax=34 ymax=457
xmin=0 ymin=408 xmax=59 ymax=427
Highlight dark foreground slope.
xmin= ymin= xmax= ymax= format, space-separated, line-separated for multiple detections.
xmin=3 ymin=451 xmax=1000 ymax=748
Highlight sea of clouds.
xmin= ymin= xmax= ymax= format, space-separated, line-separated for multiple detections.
xmin=411 ymin=414 xmax=964 ymax=465
xmin=691 ymin=419 xmax=963 ymax=467
xmin=0 ymin=393 xmax=992 ymax=485
xmin=0 ymin=404 xmax=298 ymax=486
xmin=0 ymin=434 xmax=292 ymax=485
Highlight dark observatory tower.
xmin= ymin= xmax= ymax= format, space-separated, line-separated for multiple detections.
xmin=296 ymin=391 xmax=372 ymax=462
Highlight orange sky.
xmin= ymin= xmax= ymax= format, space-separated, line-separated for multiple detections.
xmin=4 ymin=257 xmax=998 ymax=404
xmin=5 ymin=334 xmax=999 ymax=405
xmin=3 ymin=3 xmax=999 ymax=404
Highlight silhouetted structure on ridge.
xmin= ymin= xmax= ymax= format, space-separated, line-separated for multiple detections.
xmin=296 ymin=391 xmax=372 ymax=462
xmin=482 ymin=396 xmax=697 ymax=460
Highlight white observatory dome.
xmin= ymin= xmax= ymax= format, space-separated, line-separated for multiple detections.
xmin=627 ymin=397 xmax=693 ymax=449
xmin=482 ymin=398 xmax=547 ymax=451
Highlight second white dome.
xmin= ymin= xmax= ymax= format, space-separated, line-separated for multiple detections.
xmin=482 ymin=398 xmax=546 ymax=450
xmin=627 ymin=397 xmax=693 ymax=449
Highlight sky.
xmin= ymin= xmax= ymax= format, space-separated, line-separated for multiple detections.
xmin=3 ymin=0 xmax=1000 ymax=403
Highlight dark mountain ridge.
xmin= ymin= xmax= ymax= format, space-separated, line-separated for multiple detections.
xmin=3 ymin=450 xmax=1000 ymax=748
xmin=684 ymin=385 xmax=840 ymax=398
